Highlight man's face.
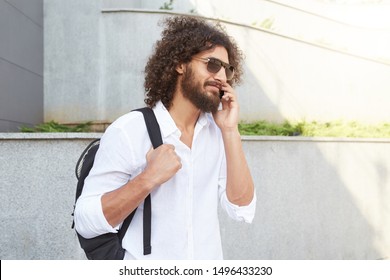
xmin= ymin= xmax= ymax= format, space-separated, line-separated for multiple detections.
xmin=180 ymin=46 xmax=230 ymax=113
xmin=180 ymin=65 xmax=221 ymax=113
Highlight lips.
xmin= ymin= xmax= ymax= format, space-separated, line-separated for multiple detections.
xmin=205 ymin=81 xmax=222 ymax=90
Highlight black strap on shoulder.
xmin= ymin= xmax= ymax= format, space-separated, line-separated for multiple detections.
xmin=118 ymin=107 xmax=162 ymax=255
xmin=136 ymin=107 xmax=163 ymax=149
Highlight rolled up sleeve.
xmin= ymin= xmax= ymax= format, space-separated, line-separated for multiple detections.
xmin=73 ymin=126 xmax=134 ymax=239
xmin=219 ymin=191 xmax=257 ymax=223
xmin=218 ymin=150 xmax=257 ymax=223
xmin=74 ymin=194 xmax=119 ymax=239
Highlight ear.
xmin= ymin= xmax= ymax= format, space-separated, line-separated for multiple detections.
xmin=176 ymin=63 xmax=186 ymax=74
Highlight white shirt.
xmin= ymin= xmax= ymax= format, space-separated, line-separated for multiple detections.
xmin=74 ymin=101 xmax=256 ymax=259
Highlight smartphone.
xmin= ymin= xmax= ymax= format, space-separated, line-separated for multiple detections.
xmin=219 ymin=90 xmax=224 ymax=99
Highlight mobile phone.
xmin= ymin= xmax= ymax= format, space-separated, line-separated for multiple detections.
xmin=219 ymin=90 xmax=224 ymax=99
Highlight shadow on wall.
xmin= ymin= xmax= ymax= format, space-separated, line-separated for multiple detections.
xmin=219 ymin=139 xmax=388 ymax=260
xmin=235 ymin=26 xmax=286 ymax=123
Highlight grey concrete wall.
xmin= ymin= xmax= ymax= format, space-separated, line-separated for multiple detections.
xmin=44 ymin=1 xmax=390 ymax=126
xmin=0 ymin=0 xmax=43 ymax=132
xmin=0 ymin=133 xmax=389 ymax=260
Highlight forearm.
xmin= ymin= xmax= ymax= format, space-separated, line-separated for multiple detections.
xmin=102 ymin=144 xmax=181 ymax=227
xmin=101 ymin=171 xmax=156 ymax=228
xmin=222 ymin=129 xmax=254 ymax=206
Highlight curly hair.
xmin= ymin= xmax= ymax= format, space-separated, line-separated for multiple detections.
xmin=144 ymin=15 xmax=244 ymax=109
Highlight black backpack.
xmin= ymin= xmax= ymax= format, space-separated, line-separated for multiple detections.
xmin=71 ymin=107 xmax=162 ymax=259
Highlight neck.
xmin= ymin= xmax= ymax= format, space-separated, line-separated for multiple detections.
xmin=168 ymin=87 xmax=200 ymax=149
xmin=169 ymin=90 xmax=200 ymax=132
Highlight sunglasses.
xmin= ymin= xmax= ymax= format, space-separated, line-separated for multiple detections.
xmin=193 ymin=57 xmax=235 ymax=81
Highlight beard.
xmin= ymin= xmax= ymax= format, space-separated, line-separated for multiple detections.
xmin=180 ymin=66 xmax=220 ymax=113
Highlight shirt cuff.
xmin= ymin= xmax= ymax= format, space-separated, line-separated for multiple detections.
xmin=221 ymin=192 xmax=257 ymax=223
xmin=74 ymin=194 xmax=119 ymax=239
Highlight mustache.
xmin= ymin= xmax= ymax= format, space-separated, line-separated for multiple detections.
xmin=204 ymin=81 xmax=222 ymax=89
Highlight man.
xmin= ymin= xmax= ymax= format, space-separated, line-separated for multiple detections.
xmin=74 ymin=15 xmax=256 ymax=259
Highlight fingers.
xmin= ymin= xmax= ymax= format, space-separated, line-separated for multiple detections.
xmin=220 ymin=85 xmax=237 ymax=110
xmin=147 ymin=144 xmax=175 ymax=159
xmin=220 ymin=83 xmax=236 ymax=99
xmin=145 ymin=144 xmax=182 ymax=186
xmin=159 ymin=144 xmax=181 ymax=168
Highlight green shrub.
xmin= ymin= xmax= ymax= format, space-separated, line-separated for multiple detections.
xmin=238 ymin=121 xmax=301 ymax=136
xmin=20 ymin=121 xmax=92 ymax=133
xmin=238 ymin=120 xmax=390 ymax=138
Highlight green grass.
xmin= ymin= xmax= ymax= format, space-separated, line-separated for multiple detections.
xmin=238 ymin=120 xmax=390 ymax=138
xmin=20 ymin=121 xmax=92 ymax=133
xmin=239 ymin=121 xmax=301 ymax=136
xmin=20 ymin=119 xmax=390 ymax=138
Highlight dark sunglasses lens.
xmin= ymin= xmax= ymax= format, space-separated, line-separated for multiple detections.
xmin=226 ymin=67 xmax=234 ymax=80
xmin=207 ymin=60 xmax=222 ymax=74
xmin=207 ymin=59 xmax=234 ymax=80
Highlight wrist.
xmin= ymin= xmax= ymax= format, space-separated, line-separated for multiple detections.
xmin=221 ymin=127 xmax=241 ymax=139
xmin=136 ymin=170 xmax=158 ymax=192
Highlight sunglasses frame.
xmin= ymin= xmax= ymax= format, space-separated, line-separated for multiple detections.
xmin=193 ymin=57 xmax=235 ymax=81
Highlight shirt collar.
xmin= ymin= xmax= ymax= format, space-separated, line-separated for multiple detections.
xmin=152 ymin=101 xmax=211 ymax=139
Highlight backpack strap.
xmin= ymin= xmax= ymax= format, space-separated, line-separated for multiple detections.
xmin=118 ymin=107 xmax=162 ymax=255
